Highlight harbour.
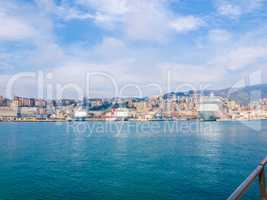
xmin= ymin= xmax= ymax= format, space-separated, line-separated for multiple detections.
xmin=0 ymin=121 xmax=266 ymax=200
xmin=0 ymin=0 xmax=267 ymax=199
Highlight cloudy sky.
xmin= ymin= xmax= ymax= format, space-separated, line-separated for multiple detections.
xmin=0 ymin=0 xmax=267 ymax=98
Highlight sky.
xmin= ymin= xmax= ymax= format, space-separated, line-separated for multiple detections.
xmin=0 ymin=0 xmax=267 ymax=99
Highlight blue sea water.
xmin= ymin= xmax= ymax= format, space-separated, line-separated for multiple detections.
xmin=0 ymin=121 xmax=266 ymax=200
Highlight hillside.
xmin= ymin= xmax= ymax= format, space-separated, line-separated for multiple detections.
xmin=168 ymin=84 xmax=267 ymax=105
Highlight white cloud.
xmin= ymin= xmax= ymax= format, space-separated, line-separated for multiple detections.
xmin=97 ymin=37 xmax=125 ymax=49
xmin=216 ymin=0 xmax=265 ymax=18
xmin=77 ymin=0 xmax=130 ymax=16
xmin=169 ymin=16 xmax=204 ymax=33
xmin=208 ymin=29 xmax=232 ymax=43
xmin=0 ymin=1 xmax=55 ymax=43
xmin=28 ymin=42 xmax=66 ymax=67
xmin=46 ymin=0 xmax=204 ymax=42
xmin=215 ymin=46 xmax=267 ymax=70
xmin=122 ymin=3 xmax=171 ymax=42
xmin=0 ymin=0 xmax=267 ymax=98
xmin=196 ymin=26 xmax=267 ymax=73
xmin=159 ymin=63 xmax=225 ymax=84
xmin=217 ymin=2 xmax=241 ymax=17
xmin=0 ymin=12 xmax=36 ymax=41
xmin=0 ymin=0 xmax=63 ymax=67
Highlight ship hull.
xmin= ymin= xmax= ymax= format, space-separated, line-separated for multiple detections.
xmin=198 ymin=111 xmax=220 ymax=121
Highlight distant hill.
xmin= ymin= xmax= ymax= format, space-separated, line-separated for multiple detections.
xmin=213 ymin=84 xmax=267 ymax=105
xmin=166 ymin=84 xmax=267 ymax=105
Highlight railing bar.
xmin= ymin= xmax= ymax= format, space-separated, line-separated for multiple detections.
xmin=259 ymin=168 xmax=267 ymax=200
xmin=227 ymin=157 xmax=267 ymax=200
xmin=260 ymin=157 xmax=267 ymax=166
xmin=227 ymin=166 xmax=263 ymax=200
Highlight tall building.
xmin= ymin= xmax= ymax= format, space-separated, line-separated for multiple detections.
xmin=13 ymin=96 xmax=35 ymax=107
xmin=0 ymin=101 xmax=18 ymax=120
xmin=35 ymin=99 xmax=47 ymax=108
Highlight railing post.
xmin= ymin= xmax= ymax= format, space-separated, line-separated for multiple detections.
xmin=259 ymin=167 xmax=267 ymax=200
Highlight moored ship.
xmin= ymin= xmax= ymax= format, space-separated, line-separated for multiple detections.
xmin=198 ymin=94 xmax=223 ymax=121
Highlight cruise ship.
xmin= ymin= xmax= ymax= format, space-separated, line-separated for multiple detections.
xmin=73 ymin=109 xmax=88 ymax=121
xmin=198 ymin=94 xmax=223 ymax=121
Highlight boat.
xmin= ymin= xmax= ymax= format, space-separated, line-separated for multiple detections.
xmin=198 ymin=94 xmax=223 ymax=121
xmin=73 ymin=109 xmax=88 ymax=121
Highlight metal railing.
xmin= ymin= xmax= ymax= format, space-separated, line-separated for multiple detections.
xmin=227 ymin=156 xmax=267 ymax=200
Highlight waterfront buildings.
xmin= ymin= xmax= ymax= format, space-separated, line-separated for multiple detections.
xmin=0 ymin=94 xmax=267 ymax=122
xmin=104 ymin=108 xmax=131 ymax=121
xmin=0 ymin=104 xmax=18 ymax=120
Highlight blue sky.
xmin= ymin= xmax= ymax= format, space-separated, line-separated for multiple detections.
xmin=0 ymin=0 xmax=267 ymax=98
